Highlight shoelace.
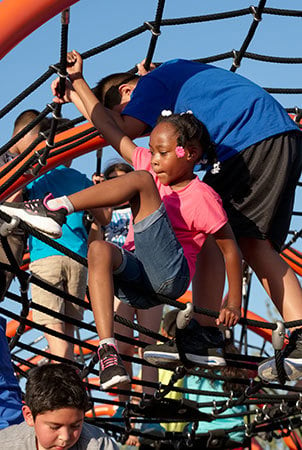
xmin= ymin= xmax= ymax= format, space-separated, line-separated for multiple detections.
xmin=98 ymin=347 xmax=119 ymax=371
xmin=24 ymin=200 xmax=40 ymax=210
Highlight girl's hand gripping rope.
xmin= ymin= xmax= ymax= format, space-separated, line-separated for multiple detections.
xmin=52 ymin=50 xmax=83 ymax=103
xmin=216 ymin=304 xmax=241 ymax=327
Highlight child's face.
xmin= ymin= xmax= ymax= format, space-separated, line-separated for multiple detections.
xmin=23 ymin=405 xmax=84 ymax=450
xmin=149 ymin=122 xmax=200 ymax=188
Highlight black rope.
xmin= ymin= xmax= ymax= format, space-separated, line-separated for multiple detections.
xmin=33 ymin=9 xmax=70 ymax=175
xmin=230 ymin=1 xmax=267 ymax=72
xmin=143 ymin=0 xmax=166 ymax=71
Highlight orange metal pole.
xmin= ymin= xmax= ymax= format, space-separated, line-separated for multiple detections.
xmin=0 ymin=0 xmax=79 ymax=60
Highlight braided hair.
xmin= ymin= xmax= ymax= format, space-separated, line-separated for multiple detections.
xmin=157 ymin=111 xmax=220 ymax=172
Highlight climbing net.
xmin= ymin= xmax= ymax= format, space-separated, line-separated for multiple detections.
xmin=0 ymin=1 xmax=302 ymax=448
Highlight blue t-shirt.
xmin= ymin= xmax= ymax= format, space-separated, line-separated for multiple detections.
xmin=184 ymin=374 xmax=246 ymax=443
xmin=27 ymin=166 xmax=93 ymax=262
xmin=123 ymin=59 xmax=299 ymax=162
xmin=0 ymin=317 xmax=23 ymax=429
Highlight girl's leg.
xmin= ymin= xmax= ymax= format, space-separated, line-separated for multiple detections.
xmin=69 ymin=171 xmax=162 ymax=224
xmin=87 ymin=171 xmax=162 ymax=390
xmin=0 ymin=171 xmax=162 ymax=240
xmin=88 ymin=239 xmax=132 ymax=390
xmin=87 ymin=239 xmax=122 ymax=340
xmin=192 ymin=236 xmax=226 ymax=326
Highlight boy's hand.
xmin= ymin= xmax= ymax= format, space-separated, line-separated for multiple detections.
xmin=216 ymin=305 xmax=241 ymax=327
xmin=136 ymin=58 xmax=156 ymax=76
xmin=51 ymin=50 xmax=83 ymax=103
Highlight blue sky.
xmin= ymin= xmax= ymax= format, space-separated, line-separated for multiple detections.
xmin=0 ymin=0 xmax=301 ymax=351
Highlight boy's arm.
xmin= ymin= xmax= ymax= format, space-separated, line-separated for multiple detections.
xmin=52 ymin=79 xmax=147 ymax=141
xmin=52 ymin=51 xmax=144 ymax=164
xmin=212 ymin=223 xmax=242 ymax=327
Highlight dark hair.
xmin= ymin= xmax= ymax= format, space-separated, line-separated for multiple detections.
xmin=93 ymin=73 xmax=139 ymax=109
xmin=103 ymin=161 xmax=133 ymax=180
xmin=14 ymin=110 xmax=70 ymax=136
xmin=157 ymin=112 xmax=218 ymax=169
xmin=14 ymin=109 xmax=40 ymax=131
xmin=25 ymin=363 xmax=90 ymax=419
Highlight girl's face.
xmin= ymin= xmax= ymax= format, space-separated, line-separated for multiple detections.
xmin=149 ymin=122 xmax=200 ymax=189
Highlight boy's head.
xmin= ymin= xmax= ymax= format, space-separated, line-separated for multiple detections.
xmin=22 ymin=363 xmax=90 ymax=450
xmin=11 ymin=109 xmax=50 ymax=155
xmin=93 ymin=73 xmax=139 ymax=112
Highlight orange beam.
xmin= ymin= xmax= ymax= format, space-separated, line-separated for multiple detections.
xmin=0 ymin=122 xmax=107 ymax=201
xmin=0 ymin=0 xmax=79 ymax=60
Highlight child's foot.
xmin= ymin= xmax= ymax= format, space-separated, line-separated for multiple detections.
xmin=98 ymin=343 xmax=130 ymax=390
xmin=258 ymin=328 xmax=302 ymax=382
xmin=0 ymin=193 xmax=66 ymax=238
xmin=143 ymin=320 xmax=226 ymax=367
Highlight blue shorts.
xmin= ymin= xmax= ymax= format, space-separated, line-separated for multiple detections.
xmin=113 ymin=203 xmax=190 ymax=309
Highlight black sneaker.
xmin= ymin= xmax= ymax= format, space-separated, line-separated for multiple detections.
xmin=144 ymin=320 xmax=226 ymax=368
xmin=0 ymin=193 xmax=66 ymax=239
xmin=98 ymin=344 xmax=130 ymax=390
xmin=258 ymin=329 xmax=302 ymax=382
xmin=143 ymin=339 xmax=180 ymax=368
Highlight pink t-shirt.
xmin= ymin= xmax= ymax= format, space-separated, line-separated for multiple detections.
xmin=124 ymin=147 xmax=228 ymax=281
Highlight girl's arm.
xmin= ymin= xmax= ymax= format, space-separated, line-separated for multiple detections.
xmin=53 ymin=50 xmax=137 ymax=164
xmin=212 ymin=223 xmax=242 ymax=327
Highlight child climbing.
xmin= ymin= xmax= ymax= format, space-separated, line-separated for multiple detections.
xmin=0 ymin=50 xmax=242 ymax=390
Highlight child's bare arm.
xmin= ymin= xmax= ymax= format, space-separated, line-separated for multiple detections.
xmin=213 ymin=223 xmax=242 ymax=327
xmin=52 ymin=50 xmax=144 ymax=164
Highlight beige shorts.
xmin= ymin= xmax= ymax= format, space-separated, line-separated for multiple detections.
xmin=30 ymin=255 xmax=87 ymax=326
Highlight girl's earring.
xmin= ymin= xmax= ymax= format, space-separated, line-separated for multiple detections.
xmin=200 ymin=157 xmax=208 ymax=165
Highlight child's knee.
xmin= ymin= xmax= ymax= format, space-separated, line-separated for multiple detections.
xmin=88 ymin=240 xmax=111 ymax=264
xmin=135 ymin=170 xmax=157 ymax=190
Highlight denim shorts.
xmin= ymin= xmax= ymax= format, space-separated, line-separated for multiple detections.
xmin=113 ymin=203 xmax=190 ymax=309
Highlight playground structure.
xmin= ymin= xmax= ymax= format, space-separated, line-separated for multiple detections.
xmin=0 ymin=1 xmax=302 ymax=448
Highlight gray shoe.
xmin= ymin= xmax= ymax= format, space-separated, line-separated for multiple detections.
xmin=258 ymin=329 xmax=302 ymax=382
xmin=144 ymin=320 xmax=226 ymax=367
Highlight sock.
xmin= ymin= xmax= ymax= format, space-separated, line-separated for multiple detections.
xmin=99 ymin=338 xmax=117 ymax=349
xmin=47 ymin=196 xmax=74 ymax=214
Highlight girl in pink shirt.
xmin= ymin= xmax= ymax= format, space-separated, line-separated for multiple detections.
xmin=0 ymin=51 xmax=242 ymax=391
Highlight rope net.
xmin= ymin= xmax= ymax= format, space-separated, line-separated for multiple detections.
xmin=0 ymin=1 xmax=302 ymax=448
